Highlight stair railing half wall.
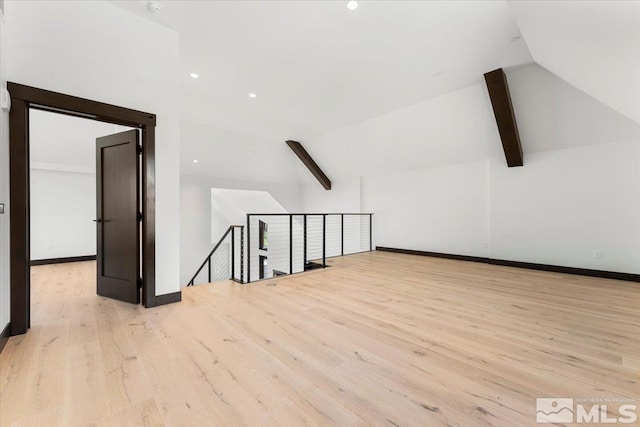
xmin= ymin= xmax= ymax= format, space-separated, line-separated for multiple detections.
xmin=187 ymin=225 xmax=244 ymax=286
xmin=246 ymin=213 xmax=373 ymax=283
xmin=186 ymin=214 xmax=373 ymax=287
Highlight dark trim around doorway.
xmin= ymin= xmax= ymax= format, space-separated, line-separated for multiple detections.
xmin=0 ymin=322 xmax=10 ymax=354
xmin=7 ymin=82 xmax=175 ymax=335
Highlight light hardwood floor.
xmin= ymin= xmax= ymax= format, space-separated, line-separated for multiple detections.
xmin=0 ymin=251 xmax=638 ymax=426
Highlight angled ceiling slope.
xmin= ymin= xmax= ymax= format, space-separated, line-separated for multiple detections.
xmin=110 ymin=0 xmax=531 ymax=138
xmin=510 ymin=0 xmax=640 ymax=124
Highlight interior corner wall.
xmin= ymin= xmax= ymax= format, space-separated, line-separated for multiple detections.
xmin=489 ymin=142 xmax=640 ymax=274
xmin=488 ymin=65 xmax=640 ymax=274
xmin=30 ymin=169 xmax=96 ymax=261
xmin=361 ymin=144 xmax=640 ymax=274
xmin=0 ymin=8 xmax=11 ymax=331
xmin=5 ymin=0 xmax=181 ymax=297
xmin=180 ymin=174 xmax=302 ymax=285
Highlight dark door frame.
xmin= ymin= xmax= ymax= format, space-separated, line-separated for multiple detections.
xmin=8 ymin=82 xmax=161 ymax=336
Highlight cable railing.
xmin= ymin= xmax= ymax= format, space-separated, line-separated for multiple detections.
xmin=246 ymin=213 xmax=372 ymax=283
xmin=187 ymin=225 xmax=244 ymax=286
xmin=186 ymin=213 xmax=373 ymax=286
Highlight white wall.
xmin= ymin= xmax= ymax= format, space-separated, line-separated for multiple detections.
xmin=30 ymin=169 xmax=96 ymax=260
xmin=0 ymin=6 xmax=10 ymax=332
xmin=29 ymin=109 xmax=130 ymax=170
xmin=362 ymin=160 xmax=490 ymax=257
xmin=180 ymin=174 xmax=301 ymax=285
xmin=301 ymin=179 xmax=361 ymax=213
xmin=6 ymin=0 xmax=181 ymax=297
xmin=489 ymin=65 xmax=640 ymax=273
xmin=490 ymin=142 xmax=640 ymax=274
xmin=304 ymin=64 xmax=640 ymax=274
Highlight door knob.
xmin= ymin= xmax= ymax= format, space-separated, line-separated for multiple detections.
xmin=93 ymin=219 xmax=102 ymax=223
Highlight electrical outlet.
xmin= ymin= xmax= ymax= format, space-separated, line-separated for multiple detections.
xmin=48 ymin=244 xmax=54 ymax=251
xmin=482 ymin=241 xmax=489 ymax=249
xmin=594 ymin=250 xmax=602 ymax=259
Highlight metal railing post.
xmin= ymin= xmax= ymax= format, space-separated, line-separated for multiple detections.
xmin=369 ymin=214 xmax=373 ymax=251
xmin=240 ymin=226 xmax=244 ymax=283
xmin=289 ymin=214 xmax=293 ymax=274
xmin=231 ymin=227 xmax=235 ymax=280
xmin=246 ymin=215 xmax=251 ymax=283
xmin=303 ymin=214 xmax=307 ymax=266
xmin=341 ymin=214 xmax=344 ymax=256
xmin=322 ymin=214 xmax=326 ymax=267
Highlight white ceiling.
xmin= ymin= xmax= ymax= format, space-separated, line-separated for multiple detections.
xmin=510 ymin=0 xmax=640 ymax=124
xmin=180 ymin=120 xmax=301 ymax=183
xmin=111 ymin=0 xmax=532 ymax=139
xmin=30 ymin=109 xmax=133 ymax=170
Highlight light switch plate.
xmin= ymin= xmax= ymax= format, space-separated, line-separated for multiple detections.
xmin=0 ymin=203 xmax=4 ymax=214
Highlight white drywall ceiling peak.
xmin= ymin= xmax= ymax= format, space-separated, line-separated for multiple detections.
xmin=510 ymin=0 xmax=640 ymax=124
xmin=507 ymin=65 xmax=640 ymax=154
xmin=111 ymin=0 xmax=532 ymax=138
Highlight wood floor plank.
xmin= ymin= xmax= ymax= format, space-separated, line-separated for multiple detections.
xmin=0 ymin=253 xmax=638 ymax=426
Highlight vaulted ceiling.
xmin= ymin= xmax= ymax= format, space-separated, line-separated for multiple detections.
xmin=510 ymin=0 xmax=640 ymax=125
xmin=112 ymin=0 xmax=532 ymax=138
xmin=109 ymin=0 xmax=639 ymax=185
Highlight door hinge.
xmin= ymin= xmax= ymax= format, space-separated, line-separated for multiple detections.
xmin=138 ymin=212 xmax=143 ymax=222
xmin=137 ymin=277 xmax=143 ymax=289
xmin=137 ymin=144 xmax=143 ymax=155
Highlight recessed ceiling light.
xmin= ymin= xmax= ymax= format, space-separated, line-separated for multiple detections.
xmin=190 ymin=73 xmax=199 ymax=79
xmin=347 ymin=1 xmax=358 ymax=10
xmin=147 ymin=1 xmax=163 ymax=13
xmin=249 ymin=93 xmax=257 ymax=98
xmin=193 ymin=159 xmax=198 ymax=163
xmin=510 ymin=36 xmax=521 ymax=42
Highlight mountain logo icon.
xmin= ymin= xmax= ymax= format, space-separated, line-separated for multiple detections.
xmin=536 ymin=398 xmax=574 ymax=423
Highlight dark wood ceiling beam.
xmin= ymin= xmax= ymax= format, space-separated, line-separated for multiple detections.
xmin=286 ymin=140 xmax=331 ymax=190
xmin=484 ymin=68 xmax=523 ymax=167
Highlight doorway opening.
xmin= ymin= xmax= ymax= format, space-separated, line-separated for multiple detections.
xmin=29 ymin=111 xmax=138 ymax=324
xmin=8 ymin=82 xmax=161 ymax=336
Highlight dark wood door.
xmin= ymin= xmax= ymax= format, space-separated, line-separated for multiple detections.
xmin=96 ymin=130 xmax=140 ymax=303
